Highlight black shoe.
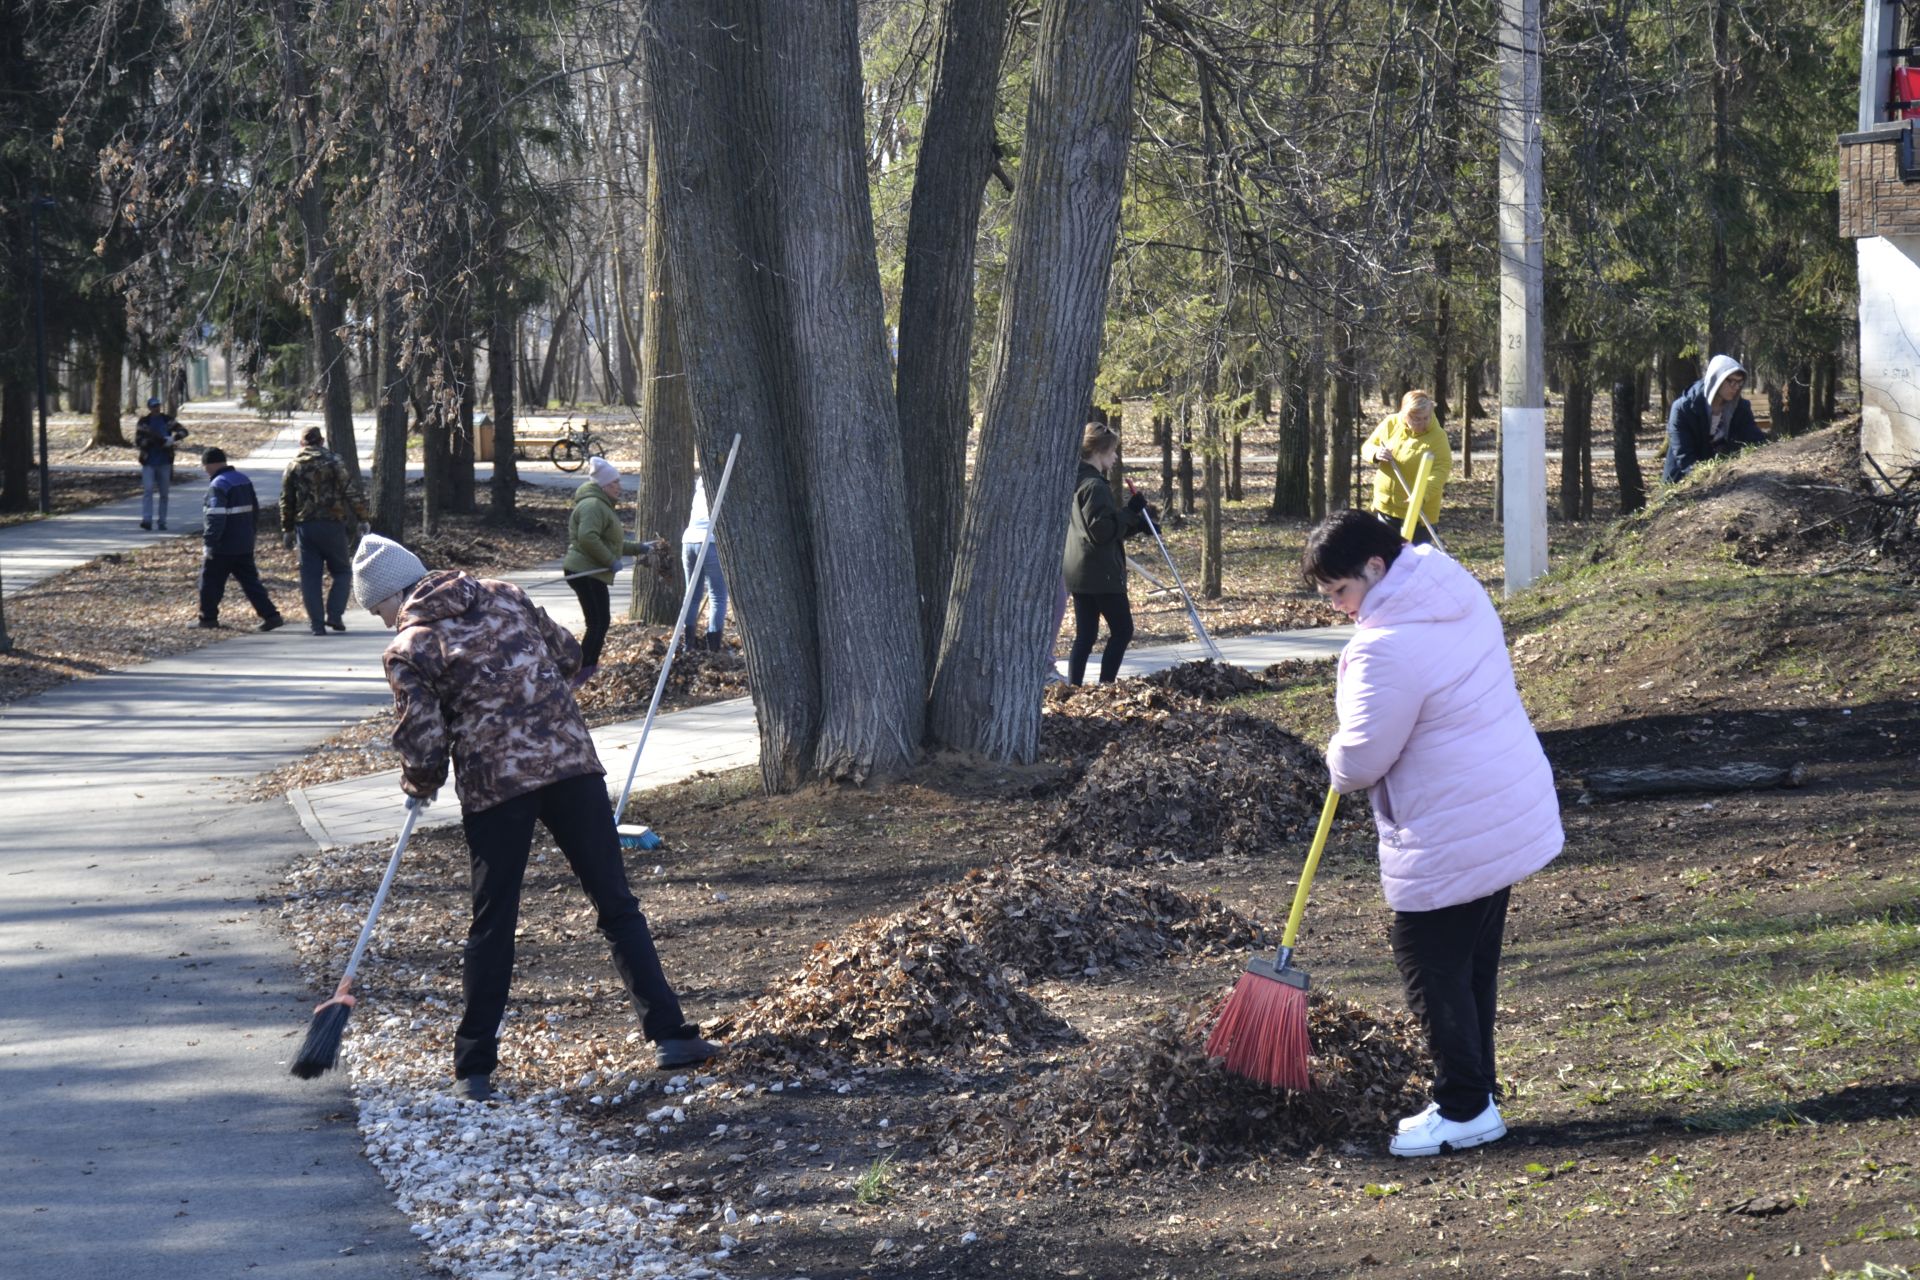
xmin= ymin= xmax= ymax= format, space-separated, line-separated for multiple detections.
xmin=704 ymin=632 xmax=723 ymax=653
xmin=139 ymin=521 xmax=152 ymax=531
xmin=448 ymin=1074 xmax=497 ymax=1103
xmin=259 ymin=616 xmax=285 ymax=633
xmin=654 ymin=1036 xmax=720 ymax=1070
xmin=197 ymin=619 xmax=222 ymax=630
xmin=157 ymin=522 xmax=167 ymax=531
xmin=309 ymin=626 xmax=327 ymax=636
xmin=326 ymin=619 xmax=346 ymax=632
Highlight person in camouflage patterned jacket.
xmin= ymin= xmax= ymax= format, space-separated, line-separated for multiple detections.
xmin=351 ymin=534 xmax=718 ymax=1100
xmin=280 ymin=426 xmax=371 ymax=634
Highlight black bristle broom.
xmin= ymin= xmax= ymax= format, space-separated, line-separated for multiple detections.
xmin=291 ymin=797 xmax=420 ymax=1079
xmin=1206 ymin=456 xmax=1434 ymax=1089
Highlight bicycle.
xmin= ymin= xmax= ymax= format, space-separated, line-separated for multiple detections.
xmin=548 ymin=420 xmax=608 ymax=472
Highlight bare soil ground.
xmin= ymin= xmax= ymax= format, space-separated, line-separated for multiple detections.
xmin=270 ymin=422 xmax=1918 ymax=1280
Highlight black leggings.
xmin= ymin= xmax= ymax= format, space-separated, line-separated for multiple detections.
xmin=567 ymin=576 xmax=612 ymax=667
xmin=455 ymin=772 xmax=695 ymax=1079
xmin=1068 ymin=591 xmax=1134 ymax=684
xmin=1390 ymin=886 xmax=1510 ymax=1121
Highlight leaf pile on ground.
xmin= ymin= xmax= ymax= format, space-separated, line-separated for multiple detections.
xmin=939 ymin=991 xmax=1427 ymax=1182
xmin=1138 ymin=658 xmax=1275 ymax=701
xmin=1039 ymin=679 xmax=1204 ymax=762
xmin=1043 ymin=709 xmax=1333 ymax=864
xmin=571 ymin=626 xmax=748 ymax=720
xmin=713 ymin=859 xmax=1260 ymax=1066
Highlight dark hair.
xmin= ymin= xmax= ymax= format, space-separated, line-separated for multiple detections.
xmin=1301 ymin=509 xmax=1403 ymax=585
xmin=301 ymin=426 xmax=325 ymax=446
xmin=201 ymin=447 xmax=227 ymax=466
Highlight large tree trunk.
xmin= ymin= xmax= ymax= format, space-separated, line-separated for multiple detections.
xmin=1560 ymin=358 xmax=1592 ymax=522
xmin=1 ymin=377 xmax=31 ymax=514
xmin=452 ymin=341 xmax=477 ymax=515
xmin=1157 ymin=411 xmax=1173 ymax=507
xmin=1309 ymin=355 xmax=1327 ymax=519
xmin=895 ymin=0 xmax=1010 ymax=677
xmin=1268 ymin=354 xmax=1310 ymax=521
xmin=1200 ymin=351 xmax=1223 ymax=598
xmin=1611 ymin=373 xmax=1646 ymax=515
xmin=370 ymin=292 xmax=409 ymax=537
xmin=631 ymin=121 xmax=695 ymax=625
xmin=92 ymin=312 xmax=128 ymax=447
xmin=273 ymin=0 xmax=358 ymax=480
xmin=927 ymin=0 xmax=1141 ymax=761
xmin=643 ymin=0 xmax=924 ymax=788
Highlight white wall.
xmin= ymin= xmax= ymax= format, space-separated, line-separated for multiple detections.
xmin=1858 ymin=234 xmax=1920 ymax=478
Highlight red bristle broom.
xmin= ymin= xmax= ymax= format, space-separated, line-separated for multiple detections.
xmin=1205 ymin=785 xmax=1340 ymax=1089
xmin=1206 ymin=454 xmax=1433 ymax=1089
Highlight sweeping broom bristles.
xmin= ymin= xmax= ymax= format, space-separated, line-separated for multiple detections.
xmin=290 ymin=1000 xmax=354 ymax=1079
xmin=1205 ymin=967 xmax=1311 ymax=1090
xmin=289 ymin=798 xmax=419 ymax=1081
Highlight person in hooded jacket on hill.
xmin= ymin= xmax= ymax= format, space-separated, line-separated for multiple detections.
xmin=1662 ymin=354 xmax=1767 ymax=483
xmin=351 ymin=533 xmax=717 ymax=1101
xmin=1303 ymin=509 xmax=1562 ymax=1159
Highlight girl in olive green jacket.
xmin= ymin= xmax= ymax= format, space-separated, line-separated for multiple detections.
xmin=565 ymin=458 xmax=663 ymax=684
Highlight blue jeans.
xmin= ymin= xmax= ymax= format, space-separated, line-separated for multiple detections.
xmin=296 ymin=519 xmax=353 ymax=630
xmin=680 ymin=541 xmax=727 ymax=638
xmin=140 ymin=461 xmax=171 ymax=527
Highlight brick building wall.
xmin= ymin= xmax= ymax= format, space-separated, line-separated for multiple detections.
xmin=1840 ymin=136 xmax=1920 ymax=238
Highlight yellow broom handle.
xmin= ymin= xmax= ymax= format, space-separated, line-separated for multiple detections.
xmin=1280 ymin=786 xmax=1343 ymax=949
xmin=1400 ymin=452 xmax=1434 ymax=543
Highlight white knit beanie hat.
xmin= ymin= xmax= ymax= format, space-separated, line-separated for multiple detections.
xmin=352 ymin=533 xmax=429 ymax=611
xmin=587 ymin=456 xmax=620 ymax=487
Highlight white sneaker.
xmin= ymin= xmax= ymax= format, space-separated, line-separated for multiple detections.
xmin=1396 ymin=1101 xmax=1440 ymax=1132
xmin=1388 ymin=1100 xmax=1506 ymax=1157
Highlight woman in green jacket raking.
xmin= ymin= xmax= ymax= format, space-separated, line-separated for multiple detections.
xmin=1063 ymin=421 xmax=1154 ymax=684
xmin=564 ymin=457 xmax=665 ymax=687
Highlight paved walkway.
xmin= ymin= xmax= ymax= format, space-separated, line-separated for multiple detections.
xmin=2 ymin=402 xmax=635 ymax=598
xmin=287 ymin=624 xmax=1352 ymax=849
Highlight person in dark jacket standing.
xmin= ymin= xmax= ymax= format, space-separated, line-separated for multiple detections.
xmin=351 ymin=533 xmax=717 ymax=1101
xmin=198 ymin=447 xmax=284 ymax=631
xmin=1063 ymin=422 xmax=1152 ymax=685
xmin=563 ymin=456 xmax=669 ymax=687
xmin=280 ymin=426 xmax=370 ymax=635
xmin=1662 ymin=354 xmax=1767 ymax=483
xmin=134 ymin=396 xmax=188 ymax=531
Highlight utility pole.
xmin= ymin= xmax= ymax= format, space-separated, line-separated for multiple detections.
xmin=1498 ymin=0 xmax=1547 ymax=592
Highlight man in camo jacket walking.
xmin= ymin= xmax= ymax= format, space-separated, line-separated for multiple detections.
xmin=280 ymin=426 xmax=370 ymax=634
xmin=351 ymin=533 xmax=718 ymax=1102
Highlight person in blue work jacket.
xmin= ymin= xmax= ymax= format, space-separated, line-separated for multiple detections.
xmin=198 ymin=447 xmax=285 ymax=631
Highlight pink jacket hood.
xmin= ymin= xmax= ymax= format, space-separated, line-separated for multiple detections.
xmin=1327 ymin=545 xmax=1562 ymax=911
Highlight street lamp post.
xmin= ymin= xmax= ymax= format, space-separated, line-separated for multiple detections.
xmin=30 ymin=194 xmax=56 ymax=517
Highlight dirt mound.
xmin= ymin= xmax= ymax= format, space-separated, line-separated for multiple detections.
xmin=1043 ymin=712 xmax=1331 ymax=864
xmin=940 ymin=991 xmax=1427 ymax=1180
xmin=1602 ymin=426 xmax=1868 ymax=572
xmin=714 ymin=861 xmax=1255 ymax=1065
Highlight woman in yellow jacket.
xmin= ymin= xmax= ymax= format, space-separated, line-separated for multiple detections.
xmin=1364 ymin=390 xmax=1451 ymax=543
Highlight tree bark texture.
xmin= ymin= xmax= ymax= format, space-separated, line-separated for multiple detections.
xmin=927 ymin=0 xmax=1142 ymax=762
xmin=1200 ymin=356 xmax=1223 ymax=598
xmin=370 ymin=292 xmax=409 ymax=537
xmin=92 ymin=312 xmax=127 ymax=447
xmin=1 ymin=377 xmax=30 ymax=513
xmin=1329 ymin=343 xmax=1356 ymax=509
xmin=1585 ymin=762 xmax=1805 ymax=800
xmin=1611 ymin=374 xmax=1646 ymax=514
xmin=632 ymin=122 xmax=695 ymax=625
xmin=1560 ymin=360 xmax=1591 ymax=521
xmin=273 ymin=0 xmax=359 ymax=480
xmin=894 ymin=0 xmax=1009 ymax=675
xmin=643 ymin=0 xmax=925 ymax=787
xmin=1268 ymin=356 xmax=1310 ymax=521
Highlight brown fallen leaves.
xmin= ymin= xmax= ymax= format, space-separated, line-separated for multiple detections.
xmin=941 ymin=992 xmax=1427 ymax=1181
xmin=713 ymin=860 xmax=1260 ymax=1067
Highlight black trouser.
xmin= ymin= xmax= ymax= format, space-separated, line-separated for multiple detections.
xmin=198 ymin=552 xmax=280 ymax=624
xmin=454 ymin=772 xmax=695 ymax=1080
xmin=1068 ymin=591 xmax=1134 ymax=685
xmin=296 ymin=519 xmax=353 ymax=630
xmin=1376 ymin=510 xmax=1434 ymax=545
xmin=567 ymin=576 xmax=612 ymax=667
xmin=1390 ymin=885 xmax=1509 ymax=1121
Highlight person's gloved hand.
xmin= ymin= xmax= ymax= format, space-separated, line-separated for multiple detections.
xmin=283 ymin=530 xmax=297 ymax=551
xmin=1125 ymin=491 xmax=1147 ymax=514
xmin=1143 ymin=502 xmax=1160 ymax=525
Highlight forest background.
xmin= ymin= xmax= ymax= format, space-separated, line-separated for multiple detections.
xmin=0 ymin=0 xmax=1862 ymax=784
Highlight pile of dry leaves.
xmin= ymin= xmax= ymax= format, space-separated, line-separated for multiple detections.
xmin=940 ymin=991 xmax=1427 ymax=1180
xmin=1043 ymin=710 xmax=1332 ymax=864
xmin=571 ymin=627 xmax=748 ymax=720
xmin=714 ymin=859 xmax=1259 ymax=1066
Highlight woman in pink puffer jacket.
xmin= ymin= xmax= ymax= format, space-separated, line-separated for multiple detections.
xmin=1303 ymin=509 xmax=1562 ymax=1159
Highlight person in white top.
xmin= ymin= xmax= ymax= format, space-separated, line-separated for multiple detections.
xmin=680 ymin=473 xmax=728 ymax=651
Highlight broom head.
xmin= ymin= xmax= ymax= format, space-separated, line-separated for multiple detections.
xmin=1205 ymin=954 xmax=1312 ymax=1091
xmin=290 ymin=997 xmax=355 ymax=1080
